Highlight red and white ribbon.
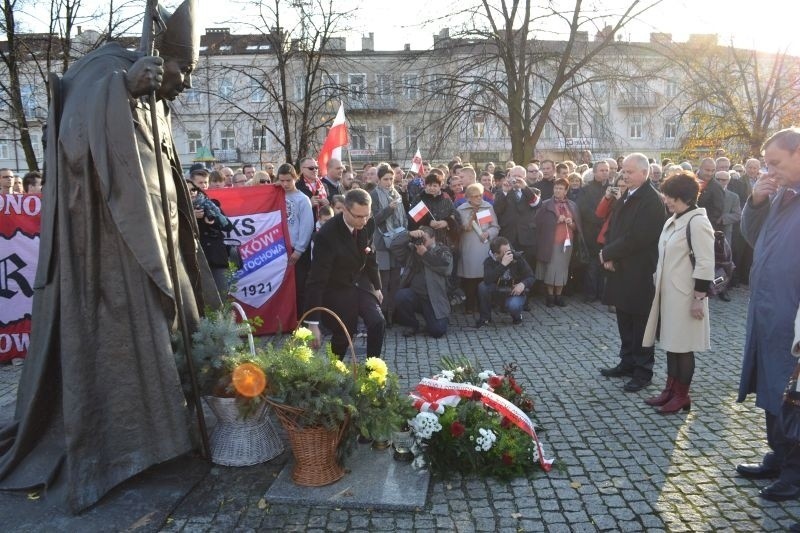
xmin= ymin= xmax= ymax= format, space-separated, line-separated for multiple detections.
xmin=412 ymin=377 xmax=553 ymax=471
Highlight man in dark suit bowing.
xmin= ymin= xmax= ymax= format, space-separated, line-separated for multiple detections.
xmin=599 ymin=153 xmax=667 ymax=392
xmin=304 ymin=189 xmax=385 ymax=358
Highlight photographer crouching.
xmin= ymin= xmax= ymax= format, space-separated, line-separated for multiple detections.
xmin=188 ymin=164 xmax=234 ymax=296
xmin=475 ymin=236 xmax=535 ymax=327
xmin=394 ymin=226 xmax=453 ymax=338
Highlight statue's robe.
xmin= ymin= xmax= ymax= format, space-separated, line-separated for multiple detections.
xmin=0 ymin=43 xmax=217 ymax=512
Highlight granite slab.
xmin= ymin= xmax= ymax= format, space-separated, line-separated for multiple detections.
xmin=264 ymin=443 xmax=430 ymax=511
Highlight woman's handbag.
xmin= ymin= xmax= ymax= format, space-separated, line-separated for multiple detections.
xmin=781 ymin=361 xmax=800 ymax=442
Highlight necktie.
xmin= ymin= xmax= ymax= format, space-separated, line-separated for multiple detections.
xmin=352 ymin=228 xmax=358 ymax=241
xmin=515 ymin=190 xmax=522 ymax=201
xmin=781 ymin=189 xmax=796 ymax=209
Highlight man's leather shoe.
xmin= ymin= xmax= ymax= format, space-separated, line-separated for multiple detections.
xmin=600 ymin=365 xmax=634 ymax=378
xmin=718 ymin=292 xmax=731 ymax=302
xmin=759 ymin=480 xmax=800 ymax=502
xmin=736 ymin=462 xmax=779 ymax=479
xmin=623 ymin=377 xmax=651 ymax=392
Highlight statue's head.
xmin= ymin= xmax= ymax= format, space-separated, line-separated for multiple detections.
xmin=155 ymin=0 xmax=199 ymax=100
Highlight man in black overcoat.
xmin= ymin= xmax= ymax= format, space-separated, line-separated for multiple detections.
xmin=599 ymin=153 xmax=667 ymax=392
xmin=493 ymin=165 xmax=542 ymax=265
xmin=305 ymin=189 xmax=385 ymax=357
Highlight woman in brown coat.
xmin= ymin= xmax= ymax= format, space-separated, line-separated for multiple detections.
xmin=642 ymin=173 xmax=715 ymax=414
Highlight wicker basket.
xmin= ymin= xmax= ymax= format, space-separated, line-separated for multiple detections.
xmin=271 ymin=403 xmax=349 ymax=486
xmin=204 ymin=302 xmax=284 ymax=467
xmin=205 ymin=396 xmax=284 ymax=466
xmin=267 ymin=306 xmax=356 ymax=487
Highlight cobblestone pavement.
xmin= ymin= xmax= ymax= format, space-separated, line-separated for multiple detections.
xmin=2 ymin=285 xmax=799 ymax=532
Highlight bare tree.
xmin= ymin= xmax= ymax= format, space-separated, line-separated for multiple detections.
xmin=415 ymin=0 xmax=663 ymax=163
xmin=193 ymin=0 xmax=357 ymax=166
xmin=658 ymin=41 xmax=800 ymax=159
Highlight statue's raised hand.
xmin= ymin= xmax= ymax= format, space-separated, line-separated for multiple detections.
xmin=125 ymin=55 xmax=165 ymax=98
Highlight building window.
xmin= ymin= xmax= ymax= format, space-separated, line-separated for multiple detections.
xmin=250 ymin=77 xmax=266 ymax=103
xmin=350 ymin=126 xmax=366 ymax=150
xmin=323 ymin=74 xmax=339 ymax=99
xmin=664 ymin=119 xmax=677 ymax=139
xmin=629 ymin=115 xmax=643 ymax=139
xmin=377 ymin=125 xmax=392 ymax=152
xmin=565 ymin=118 xmax=579 ymax=139
xmin=220 ymin=128 xmax=236 ymax=150
xmin=402 ymin=74 xmax=418 ymax=99
xmin=349 ymin=74 xmax=366 ymax=100
xmin=252 ymin=126 xmax=268 ymax=151
xmin=219 ymin=77 xmax=234 ymax=99
xmin=376 ymin=74 xmax=392 ymax=97
xmin=472 ymin=114 xmax=486 ymax=139
xmin=294 ymin=76 xmax=306 ymax=101
xmin=0 ymin=139 xmax=8 ymax=159
xmin=404 ymin=126 xmax=418 ymax=150
xmin=665 ymin=80 xmax=679 ymax=98
xmin=184 ymin=88 xmax=200 ymax=105
xmin=31 ymin=134 xmax=42 ymax=160
xmin=21 ymin=85 xmax=39 ymax=118
xmin=187 ymin=130 xmax=202 ymax=153
xmin=429 ymin=74 xmax=446 ymax=98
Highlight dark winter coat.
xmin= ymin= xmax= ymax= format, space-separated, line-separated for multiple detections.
xmin=601 ymin=182 xmax=667 ymax=315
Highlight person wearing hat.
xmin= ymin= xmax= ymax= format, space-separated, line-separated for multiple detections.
xmin=0 ymin=0 xmax=218 ymax=512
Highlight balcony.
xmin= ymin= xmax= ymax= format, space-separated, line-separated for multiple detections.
xmin=617 ymin=91 xmax=659 ymax=108
xmin=345 ymin=95 xmax=399 ymax=113
xmin=213 ymin=148 xmax=240 ymax=163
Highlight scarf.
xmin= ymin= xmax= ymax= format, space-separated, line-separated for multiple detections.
xmin=375 ymin=185 xmax=406 ymax=232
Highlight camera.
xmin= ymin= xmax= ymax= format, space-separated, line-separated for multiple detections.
xmin=193 ymin=194 xmax=220 ymax=221
xmin=608 ymin=186 xmax=620 ymax=195
xmin=410 ymin=235 xmax=425 ymax=246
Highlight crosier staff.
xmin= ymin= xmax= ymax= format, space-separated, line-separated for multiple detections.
xmin=139 ymin=0 xmax=210 ymax=459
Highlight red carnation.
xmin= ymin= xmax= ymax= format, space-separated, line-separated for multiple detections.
xmin=450 ymin=421 xmax=465 ymax=437
xmin=471 ymin=390 xmax=482 ymax=401
xmin=488 ymin=376 xmax=503 ymax=389
xmin=509 ymin=377 xmax=522 ymax=394
xmin=502 ymin=453 xmax=513 ymax=465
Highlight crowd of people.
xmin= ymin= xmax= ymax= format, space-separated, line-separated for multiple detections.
xmin=189 ymin=148 xmax=758 ymax=335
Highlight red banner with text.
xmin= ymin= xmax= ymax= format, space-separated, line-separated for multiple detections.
xmin=0 ymin=194 xmax=41 ymax=362
xmin=207 ymin=185 xmax=297 ymax=335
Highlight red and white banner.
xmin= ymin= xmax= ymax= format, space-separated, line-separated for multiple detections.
xmin=317 ymin=103 xmax=349 ymax=174
xmin=207 ymin=185 xmax=297 ymax=335
xmin=0 ymin=194 xmax=41 ymax=362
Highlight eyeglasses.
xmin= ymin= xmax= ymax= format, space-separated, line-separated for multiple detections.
xmin=345 ymin=207 xmax=371 ymax=220
xmin=304 ymin=166 xmax=319 ymax=171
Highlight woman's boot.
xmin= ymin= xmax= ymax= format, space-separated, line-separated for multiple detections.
xmin=659 ymin=381 xmax=691 ymax=414
xmin=644 ymin=376 xmax=674 ymax=406
xmin=545 ymin=294 xmax=555 ymax=307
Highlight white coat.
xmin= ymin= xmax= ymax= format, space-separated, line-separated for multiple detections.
xmin=643 ymin=207 xmax=715 ymax=352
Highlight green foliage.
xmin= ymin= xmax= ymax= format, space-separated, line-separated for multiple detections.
xmin=174 ymin=304 xmax=255 ymax=398
xmin=355 ymin=359 xmax=417 ymax=440
xmin=256 ymin=337 xmax=358 ymax=431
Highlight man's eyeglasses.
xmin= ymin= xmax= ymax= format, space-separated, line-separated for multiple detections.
xmin=345 ymin=207 xmax=371 ymax=220
xmin=304 ymin=166 xmax=319 ymax=171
